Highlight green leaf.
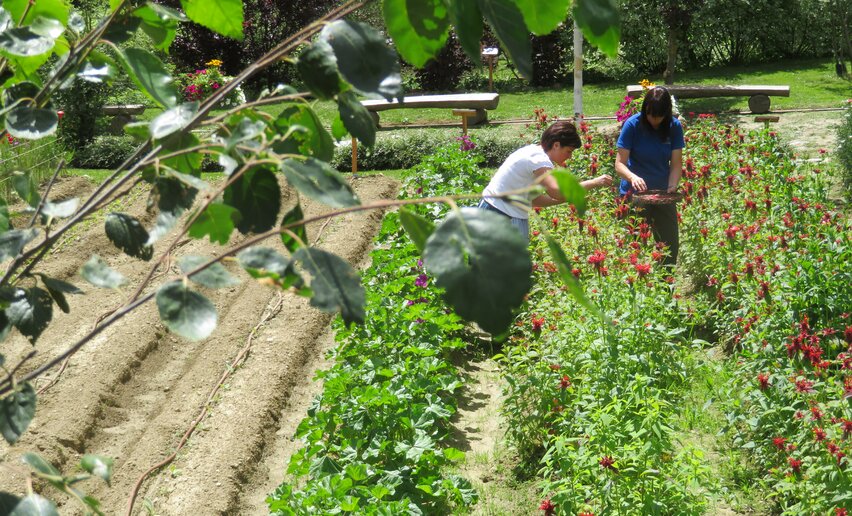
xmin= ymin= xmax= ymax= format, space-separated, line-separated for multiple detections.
xmin=9 ymin=494 xmax=58 ymax=516
xmin=280 ymin=202 xmax=307 ymax=254
xmin=237 ymin=247 xmax=292 ymax=280
xmin=443 ymin=447 xmax=465 ymax=461
xmin=149 ymin=102 xmax=197 ymax=139
xmin=225 ymin=117 xmax=266 ymax=152
xmin=396 ymin=430 xmax=433 ymax=461
xmin=383 ymin=0 xmax=450 ymax=68
xmin=0 ymin=16 xmax=64 ymax=57
xmin=78 ymin=51 xmax=117 ymax=83
xmin=0 ymin=492 xmax=21 ymax=514
xmin=188 ymin=203 xmax=240 ymax=245
xmin=2 ymin=0 xmax=68 ymax=25
xmin=161 ymin=132 xmax=203 ymax=176
xmin=543 ymin=232 xmax=601 ymax=317
xmin=117 ymin=47 xmax=179 ymax=108
xmin=399 ymin=207 xmax=434 ymax=252
xmin=444 ymin=0 xmax=483 ymax=62
xmin=0 ymin=229 xmax=38 ymax=262
xmin=337 ymin=90 xmax=375 ymax=147
xmin=224 ymin=166 xmax=281 ymax=234
xmin=423 ymin=208 xmax=531 ymax=335
xmin=156 ymin=280 xmax=217 ymax=341
xmin=514 ymin=0 xmax=571 ymax=35
xmin=102 ymin=15 xmax=142 ymax=45
xmin=41 ymin=198 xmax=78 ymax=219
xmin=147 ymin=177 xmax=198 ymax=245
xmin=133 ymin=4 xmax=185 ymax=52
xmin=105 ymin=213 xmax=153 ymax=260
xmin=551 ymin=169 xmax=587 ymax=217
xmin=296 ymin=39 xmax=342 ymax=100
xmin=12 ymin=172 xmax=40 ymax=208
xmin=477 ymin=0 xmax=532 ymax=79
xmin=320 ymin=20 xmax=401 ymax=101
xmin=80 ymin=256 xmax=126 ymax=289
xmin=178 ymin=255 xmax=240 ymax=289
xmin=309 ymin=456 xmax=341 ymax=477
xmin=80 ymin=455 xmax=114 ymax=486
xmin=21 ymin=452 xmax=60 ymax=477
xmin=39 ymin=275 xmax=82 ymax=314
xmin=7 ymin=287 xmax=52 ymax=342
xmin=0 ymin=383 xmax=36 ymax=444
xmin=0 ymin=197 xmax=9 ymax=232
xmin=6 ymin=106 xmax=58 ymax=139
xmin=331 ymin=114 xmax=348 ymax=141
xmin=181 ymin=0 xmax=243 ymax=40
xmin=280 ymin=158 xmax=359 ymax=209
xmin=573 ymin=0 xmax=620 ymax=58
xmin=293 ymin=248 xmax=365 ymax=326
xmin=272 ymin=104 xmax=334 ymax=162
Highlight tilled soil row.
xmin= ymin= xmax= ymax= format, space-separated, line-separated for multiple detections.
xmin=0 ymin=174 xmax=399 ymax=515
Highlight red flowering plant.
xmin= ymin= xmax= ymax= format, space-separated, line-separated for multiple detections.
xmin=178 ymin=59 xmax=246 ymax=108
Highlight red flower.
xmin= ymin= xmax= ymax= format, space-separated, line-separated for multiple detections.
xmin=835 ymin=508 xmax=847 ymax=516
xmin=841 ymin=419 xmax=852 ymax=436
xmin=813 ymin=427 xmax=827 ymax=442
xmin=845 ymin=325 xmax=852 ymax=345
xmin=599 ymin=455 xmax=615 ymax=470
xmin=531 ymin=316 xmax=545 ymax=333
xmin=559 ymin=375 xmax=571 ymax=389
xmin=634 ymin=263 xmax=651 ymax=278
xmin=772 ymin=436 xmax=786 ymax=450
xmin=571 ymin=267 xmax=581 ymax=278
xmin=757 ymin=373 xmax=770 ymax=391
xmin=788 ymin=456 xmax=802 ymax=473
xmin=844 ymin=377 xmax=852 ymax=398
xmin=539 ymin=499 xmax=555 ymax=515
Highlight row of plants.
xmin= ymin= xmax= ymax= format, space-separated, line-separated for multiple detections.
xmin=268 ymin=143 xmax=492 ymax=514
xmin=675 ymin=119 xmax=852 ymax=512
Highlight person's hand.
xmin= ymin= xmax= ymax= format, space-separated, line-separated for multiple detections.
xmin=595 ymin=174 xmax=614 ymax=188
xmin=667 ymin=184 xmax=679 ymax=193
xmin=630 ymin=175 xmax=647 ymax=192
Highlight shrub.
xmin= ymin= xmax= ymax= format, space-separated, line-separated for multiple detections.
xmin=531 ymin=29 xmax=570 ymax=87
xmin=838 ymin=100 xmax=852 ymax=200
xmin=70 ymin=135 xmax=137 ymax=169
xmin=54 ymin=79 xmax=109 ymax=150
xmin=413 ymin=32 xmax=473 ymax=92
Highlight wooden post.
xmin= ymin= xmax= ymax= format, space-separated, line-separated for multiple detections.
xmin=572 ymin=21 xmax=583 ymax=125
xmin=452 ymin=109 xmax=479 ymax=135
xmin=351 ymin=136 xmax=357 ymax=173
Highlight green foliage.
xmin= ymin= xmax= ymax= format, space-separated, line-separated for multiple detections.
xmin=838 ymin=100 xmax=852 ymax=200
xmin=412 ymin=32 xmax=474 ymax=92
xmin=70 ymin=135 xmax=137 ymax=169
xmin=55 ymin=80 xmax=109 ymax=150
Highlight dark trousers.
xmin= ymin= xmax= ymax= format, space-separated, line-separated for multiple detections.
xmin=642 ymin=203 xmax=679 ymax=266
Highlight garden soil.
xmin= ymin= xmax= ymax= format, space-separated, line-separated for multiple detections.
xmin=0 ymin=173 xmax=399 ymax=515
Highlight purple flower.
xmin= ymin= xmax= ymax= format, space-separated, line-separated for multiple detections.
xmin=456 ymin=135 xmax=476 ymax=151
xmin=414 ymin=274 xmax=429 ymax=288
xmin=414 ymin=318 xmax=426 ymax=324
xmin=406 ymin=297 xmax=428 ymax=306
xmin=417 ymin=259 xmax=423 ymax=268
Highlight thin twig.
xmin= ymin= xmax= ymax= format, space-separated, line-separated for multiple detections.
xmin=28 ymin=159 xmax=66 ymax=228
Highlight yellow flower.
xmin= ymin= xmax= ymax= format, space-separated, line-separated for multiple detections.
xmin=639 ymin=78 xmax=655 ymax=90
xmin=206 ymin=59 xmax=223 ymax=67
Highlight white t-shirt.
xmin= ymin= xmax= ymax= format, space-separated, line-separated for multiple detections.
xmin=482 ymin=144 xmax=553 ymax=219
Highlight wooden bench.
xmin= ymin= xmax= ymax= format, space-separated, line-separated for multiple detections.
xmin=102 ymin=104 xmax=146 ymax=134
xmin=626 ymin=85 xmax=790 ymax=114
xmin=360 ymin=93 xmax=500 ymax=127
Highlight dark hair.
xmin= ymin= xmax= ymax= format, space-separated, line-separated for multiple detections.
xmin=540 ymin=120 xmax=581 ymax=151
xmin=640 ymin=86 xmax=673 ymax=140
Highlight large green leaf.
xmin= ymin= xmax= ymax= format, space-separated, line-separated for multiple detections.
xmin=223 ymin=166 xmax=281 ymax=234
xmin=543 ymin=232 xmax=601 ymax=317
xmin=78 ymin=50 xmax=117 ymax=83
xmin=296 ymin=39 xmax=342 ymax=100
xmin=0 ymin=382 xmax=36 ymax=445
xmin=39 ymin=274 xmax=82 ymax=314
xmin=0 ymin=197 xmax=8 ymax=232
xmin=117 ymin=47 xmax=179 ymax=108
xmin=80 ymin=455 xmax=114 ymax=486
xmin=9 ymin=494 xmax=57 ymax=516
xmin=293 ymin=248 xmax=365 ymax=326
xmin=21 ymin=452 xmax=60 ymax=477
xmin=178 ymin=255 xmax=240 ymax=289
xmin=225 ymin=117 xmax=266 ymax=152
xmin=337 ymin=90 xmax=375 ymax=147
xmin=156 ymin=280 xmax=217 ymax=341
xmin=6 ymin=287 xmax=52 ymax=342
xmin=280 ymin=158 xmax=359 ymax=209
xmin=383 ymin=0 xmax=450 ymax=68
xmin=237 ymin=247 xmax=291 ymax=280
xmin=444 ymin=0 xmax=483 ymax=62
xmin=188 ymin=203 xmax=240 ymax=245
xmin=280 ymin=202 xmax=307 ymax=254
xmin=514 ymin=0 xmax=571 ymax=35
xmin=133 ymin=4 xmax=185 ymax=52
xmin=102 ymin=15 xmax=141 ymax=45
xmin=105 ymin=213 xmax=153 ymax=260
xmin=272 ymin=104 xmax=334 ymax=162
xmin=320 ymin=20 xmax=401 ymax=101
xmin=423 ymin=208 xmax=531 ymax=335
xmin=80 ymin=255 xmax=126 ymax=289
xmin=477 ymin=0 xmax=532 ymax=79
xmin=6 ymin=106 xmax=58 ymax=139
xmin=573 ymin=0 xmax=620 ymax=58
xmin=181 ymin=0 xmax=243 ymax=40
xmin=399 ymin=207 xmax=434 ymax=252
xmin=147 ymin=177 xmax=197 ymax=245
xmin=0 ymin=229 xmax=38 ymax=262
xmin=0 ymin=492 xmax=21 ymax=514
xmin=2 ymin=0 xmax=69 ymax=25
xmin=12 ymin=171 xmax=40 ymax=208
xmin=149 ymin=102 xmax=197 ymax=139
xmin=551 ymin=169 xmax=587 ymax=217
xmin=161 ymin=132 xmax=203 ymax=176
xmin=0 ymin=22 xmax=60 ymax=57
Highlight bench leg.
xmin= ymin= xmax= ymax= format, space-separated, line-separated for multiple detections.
xmin=469 ymin=109 xmax=487 ymax=125
xmin=748 ymin=95 xmax=771 ymax=114
xmin=107 ymin=114 xmax=133 ymax=135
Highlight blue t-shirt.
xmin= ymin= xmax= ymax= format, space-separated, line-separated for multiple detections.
xmin=616 ymin=113 xmax=685 ymax=195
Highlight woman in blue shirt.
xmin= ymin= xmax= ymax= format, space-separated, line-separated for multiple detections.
xmin=615 ymin=86 xmax=684 ymax=265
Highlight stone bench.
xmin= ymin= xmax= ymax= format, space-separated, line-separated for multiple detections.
xmin=360 ymin=93 xmax=500 ymax=127
xmin=626 ymin=85 xmax=790 ymax=114
xmin=102 ymin=104 xmax=146 ymax=134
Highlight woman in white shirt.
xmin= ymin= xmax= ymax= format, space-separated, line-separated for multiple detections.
xmin=479 ymin=120 xmax=612 ymax=240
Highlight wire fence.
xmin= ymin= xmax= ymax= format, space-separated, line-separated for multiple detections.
xmin=0 ymin=136 xmax=66 ymax=201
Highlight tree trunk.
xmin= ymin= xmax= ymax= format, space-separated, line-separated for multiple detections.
xmin=663 ymin=28 xmax=679 ymax=85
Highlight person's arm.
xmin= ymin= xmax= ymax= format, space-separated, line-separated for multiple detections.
xmin=531 ymin=168 xmax=613 ymax=207
xmin=615 ymin=148 xmax=647 ymax=192
xmin=667 ymin=148 xmax=683 ymax=192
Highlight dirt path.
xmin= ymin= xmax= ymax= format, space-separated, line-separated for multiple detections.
xmin=0 ymin=173 xmax=399 ymax=515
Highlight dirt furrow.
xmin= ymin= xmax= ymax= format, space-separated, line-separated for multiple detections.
xmin=0 ymin=174 xmax=398 ymax=515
